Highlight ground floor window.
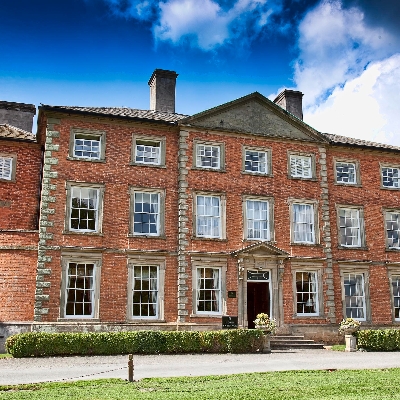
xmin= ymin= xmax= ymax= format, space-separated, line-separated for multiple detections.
xmin=131 ymin=265 xmax=159 ymax=318
xmin=295 ymin=271 xmax=319 ymax=315
xmin=196 ymin=267 xmax=221 ymax=314
xmin=391 ymin=275 xmax=400 ymax=321
xmin=343 ymin=272 xmax=366 ymax=320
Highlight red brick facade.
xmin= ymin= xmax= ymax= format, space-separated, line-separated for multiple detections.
xmin=2 ymin=72 xmax=400 ymax=347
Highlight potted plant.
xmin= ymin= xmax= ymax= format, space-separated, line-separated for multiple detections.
xmin=254 ymin=313 xmax=277 ymax=334
xmin=339 ymin=318 xmax=361 ymax=335
xmin=339 ymin=318 xmax=361 ymax=352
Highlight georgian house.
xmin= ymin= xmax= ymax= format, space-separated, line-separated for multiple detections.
xmin=1 ymin=69 xmax=400 ymax=350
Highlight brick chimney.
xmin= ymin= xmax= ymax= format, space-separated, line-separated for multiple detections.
xmin=273 ymin=90 xmax=303 ymax=120
xmin=148 ymin=69 xmax=178 ymax=114
xmin=0 ymin=101 xmax=36 ymax=132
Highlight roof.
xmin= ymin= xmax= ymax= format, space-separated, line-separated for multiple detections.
xmin=324 ymin=133 xmax=400 ymax=152
xmin=0 ymin=124 xmax=36 ymax=142
xmin=39 ymin=105 xmax=188 ymax=124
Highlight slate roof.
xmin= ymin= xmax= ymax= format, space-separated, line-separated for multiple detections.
xmin=40 ymin=105 xmax=189 ymax=124
xmin=324 ymin=133 xmax=400 ymax=152
xmin=0 ymin=124 xmax=36 ymax=142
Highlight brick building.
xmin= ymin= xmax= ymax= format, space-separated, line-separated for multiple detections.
xmin=2 ymin=69 xmax=400 ymax=349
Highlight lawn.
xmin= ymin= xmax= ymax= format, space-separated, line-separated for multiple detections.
xmin=0 ymin=369 xmax=399 ymax=399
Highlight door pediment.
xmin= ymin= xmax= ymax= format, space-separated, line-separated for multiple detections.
xmin=232 ymin=242 xmax=289 ymax=258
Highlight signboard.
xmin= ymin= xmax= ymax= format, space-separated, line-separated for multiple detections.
xmin=222 ymin=316 xmax=238 ymax=329
xmin=228 ymin=291 xmax=236 ymax=298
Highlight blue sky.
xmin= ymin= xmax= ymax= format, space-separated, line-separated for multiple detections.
xmin=1 ymin=0 xmax=400 ymax=145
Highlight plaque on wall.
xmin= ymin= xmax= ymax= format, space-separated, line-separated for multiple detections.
xmin=222 ymin=316 xmax=238 ymax=329
xmin=247 ymin=270 xmax=270 ymax=281
xmin=228 ymin=291 xmax=236 ymax=298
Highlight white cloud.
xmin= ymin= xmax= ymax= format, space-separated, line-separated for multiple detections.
xmin=104 ymin=0 xmax=276 ymax=50
xmin=304 ymin=54 xmax=400 ymax=145
xmin=295 ymin=0 xmax=395 ymax=107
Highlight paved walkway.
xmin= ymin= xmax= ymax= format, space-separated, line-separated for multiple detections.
xmin=1 ymin=349 xmax=400 ymax=385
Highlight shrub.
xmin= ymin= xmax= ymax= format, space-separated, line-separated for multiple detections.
xmin=5 ymin=329 xmax=264 ymax=358
xmin=357 ymin=329 xmax=400 ymax=351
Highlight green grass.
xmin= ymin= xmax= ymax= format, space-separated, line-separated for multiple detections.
xmin=0 ymin=354 xmax=12 ymax=359
xmin=331 ymin=345 xmax=346 ymax=351
xmin=1 ymin=369 xmax=400 ymax=399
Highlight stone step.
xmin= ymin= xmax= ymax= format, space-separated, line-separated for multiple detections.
xmin=270 ymin=335 xmax=325 ymax=350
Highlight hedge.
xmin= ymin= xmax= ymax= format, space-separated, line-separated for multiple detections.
xmin=356 ymin=329 xmax=400 ymax=351
xmin=5 ymin=329 xmax=264 ymax=358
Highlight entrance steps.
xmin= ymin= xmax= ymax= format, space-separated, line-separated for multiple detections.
xmin=270 ymin=335 xmax=325 ymax=350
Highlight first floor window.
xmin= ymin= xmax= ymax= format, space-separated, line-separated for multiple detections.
xmin=391 ymin=275 xmax=400 ymax=321
xmin=382 ymin=167 xmax=400 ymax=188
xmin=336 ymin=161 xmax=356 ymax=184
xmin=135 ymin=140 xmax=161 ymax=165
xmin=244 ymin=149 xmax=268 ymax=174
xmin=65 ymin=262 xmax=95 ymax=317
xmin=196 ymin=144 xmax=221 ymax=169
xmin=196 ymin=195 xmax=221 ymax=238
xmin=343 ymin=272 xmax=366 ymax=320
xmin=292 ymin=203 xmax=315 ymax=243
xmin=386 ymin=212 xmax=400 ymax=249
xmin=70 ymin=186 xmax=99 ymax=232
xmin=245 ymin=199 xmax=269 ymax=240
xmin=296 ymin=271 xmax=319 ymax=315
xmin=74 ymin=134 xmax=101 ymax=159
xmin=196 ymin=267 xmax=221 ymax=314
xmin=133 ymin=191 xmax=160 ymax=235
xmin=290 ymin=155 xmax=312 ymax=178
xmin=339 ymin=208 xmax=362 ymax=247
xmin=132 ymin=265 xmax=159 ymax=318
xmin=0 ymin=156 xmax=13 ymax=180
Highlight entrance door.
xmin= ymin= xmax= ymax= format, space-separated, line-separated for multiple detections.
xmin=247 ymin=281 xmax=270 ymax=329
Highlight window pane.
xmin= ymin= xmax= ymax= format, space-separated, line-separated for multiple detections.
xmin=336 ymin=162 xmax=356 ymax=184
xmin=65 ymin=263 xmax=95 ymax=317
xmin=132 ymin=265 xmax=158 ymax=318
xmin=290 ymin=155 xmax=312 ymax=178
xmin=382 ymin=167 xmax=400 ymax=188
xmin=339 ymin=208 xmax=361 ymax=247
xmin=296 ymin=271 xmax=318 ymax=315
xmin=196 ymin=267 xmax=221 ymax=313
xmin=0 ymin=157 xmax=13 ymax=180
xmin=135 ymin=140 xmax=161 ymax=164
xmin=293 ymin=204 xmax=314 ymax=243
xmin=196 ymin=144 xmax=221 ymax=169
xmin=244 ymin=150 xmax=267 ymax=174
xmin=74 ymin=134 xmax=101 ymax=159
xmin=196 ymin=195 xmax=221 ymax=238
xmin=133 ymin=192 xmax=160 ymax=235
xmin=344 ymin=273 xmax=366 ymax=320
xmin=246 ymin=200 xmax=269 ymax=240
xmin=70 ymin=187 xmax=99 ymax=232
xmin=386 ymin=212 xmax=400 ymax=248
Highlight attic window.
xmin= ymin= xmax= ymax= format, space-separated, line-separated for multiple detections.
xmin=131 ymin=135 xmax=166 ymax=167
xmin=0 ymin=154 xmax=16 ymax=182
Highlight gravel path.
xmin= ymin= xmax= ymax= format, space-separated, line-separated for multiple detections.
xmin=1 ymin=349 xmax=400 ymax=385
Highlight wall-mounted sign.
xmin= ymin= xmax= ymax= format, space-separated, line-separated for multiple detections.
xmin=222 ymin=316 xmax=238 ymax=329
xmin=228 ymin=291 xmax=236 ymax=298
xmin=0 ymin=200 xmax=11 ymax=208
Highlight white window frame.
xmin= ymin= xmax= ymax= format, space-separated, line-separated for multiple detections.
xmin=194 ymin=192 xmax=226 ymax=239
xmin=334 ymin=159 xmax=359 ymax=185
xmin=65 ymin=182 xmax=105 ymax=234
xmin=0 ymin=153 xmax=17 ymax=182
xmin=69 ymin=128 xmax=106 ymax=162
xmin=194 ymin=141 xmax=224 ymax=171
xmin=290 ymin=200 xmax=318 ymax=244
xmin=340 ymin=269 xmax=368 ymax=321
xmin=243 ymin=196 xmax=274 ymax=241
xmin=127 ymin=255 xmax=166 ymax=321
xmin=388 ymin=269 xmax=400 ymax=322
xmin=294 ymin=270 xmax=320 ymax=316
xmin=381 ymin=164 xmax=400 ymax=189
xmin=132 ymin=134 xmax=166 ymax=167
xmin=242 ymin=146 xmax=271 ymax=175
xmin=337 ymin=206 xmax=364 ymax=248
xmin=384 ymin=210 xmax=400 ymax=250
xmin=289 ymin=153 xmax=314 ymax=179
xmin=60 ymin=252 xmax=102 ymax=320
xmin=129 ymin=187 xmax=165 ymax=237
xmin=191 ymin=257 xmax=227 ymax=317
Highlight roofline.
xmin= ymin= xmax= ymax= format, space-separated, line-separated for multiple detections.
xmin=38 ymin=106 xmax=181 ymax=126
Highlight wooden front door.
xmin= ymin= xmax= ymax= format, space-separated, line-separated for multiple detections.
xmin=247 ymin=281 xmax=270 ymax=329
